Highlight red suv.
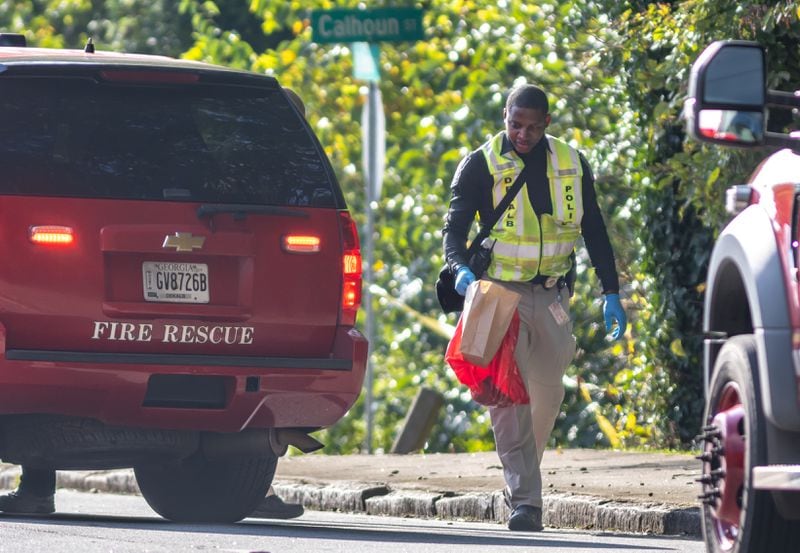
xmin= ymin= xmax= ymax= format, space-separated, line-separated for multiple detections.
xmin=0 ymin=34 xmax=366 ymax=522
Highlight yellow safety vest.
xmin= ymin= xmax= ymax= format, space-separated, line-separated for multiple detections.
xmin=481 ymin=132 xmax=584 ymax=282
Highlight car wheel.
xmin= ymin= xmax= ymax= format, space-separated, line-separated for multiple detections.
xmin=698 ymin=335 xmax=797 ymax=552
xmin=135 ymin=450 xmax=277 ymax=523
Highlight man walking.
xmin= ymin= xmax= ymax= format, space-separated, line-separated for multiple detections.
xmin=443 ymin=83 xmax=626 ymax=531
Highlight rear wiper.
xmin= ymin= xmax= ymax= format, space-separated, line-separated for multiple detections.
xmin=196 ymin=204 xmax=309 ymax=221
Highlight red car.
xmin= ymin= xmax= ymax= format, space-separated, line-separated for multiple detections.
xmin=0 ymin=33 xmax=367 ymax=522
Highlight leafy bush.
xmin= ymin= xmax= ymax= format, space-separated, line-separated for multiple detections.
xmin=4 ymin=0 xmax=797 ymax=453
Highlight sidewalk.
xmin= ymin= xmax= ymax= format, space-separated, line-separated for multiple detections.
xmin=0 ymin=448 xmax=702 ymax=536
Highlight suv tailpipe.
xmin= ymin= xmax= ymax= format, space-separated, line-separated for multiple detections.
xmin=269 ymin=428 xmax=324 ymax=456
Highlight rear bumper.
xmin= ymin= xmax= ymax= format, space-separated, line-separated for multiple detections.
xmin=0 ymin=324 xmax=367 ymax=432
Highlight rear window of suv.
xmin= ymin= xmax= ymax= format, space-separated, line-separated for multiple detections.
xmin=0 ymin=76 xmax=338 ymax=207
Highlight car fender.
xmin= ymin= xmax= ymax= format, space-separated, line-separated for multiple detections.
xmin=703 ymin=204 xmax=800 ymax=430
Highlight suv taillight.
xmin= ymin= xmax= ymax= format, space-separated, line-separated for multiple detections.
xmin=29 ymin=225 xmax=74 ymax=245
xmin=339 ymin=211 xmax=362 ymax=326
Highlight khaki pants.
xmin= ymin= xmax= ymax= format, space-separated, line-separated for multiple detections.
xmin=488 ymin=281 xmax=576 ymax=509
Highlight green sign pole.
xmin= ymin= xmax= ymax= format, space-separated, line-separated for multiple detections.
xmin=363 ymin=80 xmax=378 ymax=454
xmin=312 ymin=7 xmax=423 ymax=455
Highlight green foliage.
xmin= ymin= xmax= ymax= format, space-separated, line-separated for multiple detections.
xmin=6 ymin=0 xmax=798 ymax=453
xmin=175 ymin=0 xmax=645 ymax=453
xmin=0 ymin=1 xmax=193 ymax=55
xmin=608 ymin=0 xmax=800 ymax=445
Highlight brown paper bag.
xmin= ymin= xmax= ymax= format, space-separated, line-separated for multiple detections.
xmin=459 ymin=280 xmax=521 ymax=367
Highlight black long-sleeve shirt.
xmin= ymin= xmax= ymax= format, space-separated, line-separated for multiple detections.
xmin=443 ymin=134 xmax=620 ymax=295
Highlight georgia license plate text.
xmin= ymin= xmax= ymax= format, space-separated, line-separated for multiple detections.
xmin=142 ymin=262 xmax=209 ymax=303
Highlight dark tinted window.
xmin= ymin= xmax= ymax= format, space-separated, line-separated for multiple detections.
xmin=0 ymin=77 xmax=337 ymax=207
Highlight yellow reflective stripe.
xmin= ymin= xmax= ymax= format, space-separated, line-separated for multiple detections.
xmin=484 ymin=147 xmax=503 ymax=172
xmin=485 ymin=133 xmax=527 ymax=239
xmin=541 ymin=215 xmax=580 ymax=249
xmin=550 ymin=153 xmax=567 ymax=221
xmin=492 ymin=176 xmax=526 ymax=236
xmin=482 ymin=133 xmax=585 ymax=282
xmin=508 ymin=265 xmax=524 ymax=281
xmin=541 ymin=242 xmax=563 ymax=257
xmin=482 ymin=133 xmax=518 ymax=173
xmin=539 ymin=259 xmax=572 ymax=275
xmin=563 ymin=144 xmax=584 ymax=221
xmin=548 ymin=138 xmax=583 ymax=224
xmin=513 ymin=190 xmax=526 ymax=237
xmin=491 ymin=262 xmax=527 ymax=281
xmin=547 ymin=135 xmax=581 ymax=176
xmin=492 ymin=241 xmax=541 ymax=258
xmin=541 ymin=240 xmax=576 ymax=257
xmin=493 ymin=242 xmax=540 ymax=281
xmin=492 ymin=176 xmax=505 ymax=205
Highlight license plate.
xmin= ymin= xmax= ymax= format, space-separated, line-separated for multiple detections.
xmin=142 ymin=262 xmax=209 ymax=303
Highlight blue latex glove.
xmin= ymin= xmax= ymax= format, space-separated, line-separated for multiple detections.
xmin=454 ymin=266 xmax=476 ymax=296
xmin=603 ymin=293 xmax=627 ymax=340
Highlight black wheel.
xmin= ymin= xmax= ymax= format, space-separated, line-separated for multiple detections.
xmin=699 ymin=335 xmax=798 ymax=552
xmin=135 ymin=451 xmax=277 ymax=523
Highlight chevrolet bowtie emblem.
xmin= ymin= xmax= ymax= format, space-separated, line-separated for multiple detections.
xmin=162 ymin=232 xmax=205 ymax=252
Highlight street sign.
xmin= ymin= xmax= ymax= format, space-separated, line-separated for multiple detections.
xmin=352 ymin=42 xmax=381 ymax=82
xmin=312 ymin=8 xmax=424 ymax=44
xmin=310 ymin=6 xmax=424 ymax=455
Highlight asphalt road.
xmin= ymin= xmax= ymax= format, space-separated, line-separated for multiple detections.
xmin=0 ymin=449 xmax=703 ymax=536
xmin=0 ymin=490 xmax=705 ymax=553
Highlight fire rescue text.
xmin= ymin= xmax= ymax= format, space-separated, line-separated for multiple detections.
xmin=91 ymin=321 xmax=254 ymax=345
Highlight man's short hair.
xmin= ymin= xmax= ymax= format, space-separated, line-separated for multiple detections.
xmin=506 ymin=84 xmax=549 ymax=113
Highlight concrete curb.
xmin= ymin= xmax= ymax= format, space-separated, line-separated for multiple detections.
xmin=0 ymin=465 xmax=701 ymax=536
xmin=274 ymin=482 xmax=700 ymax=536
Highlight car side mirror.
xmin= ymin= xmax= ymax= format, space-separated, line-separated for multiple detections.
xmin=684 ymin=41 xmax=766 ymax=147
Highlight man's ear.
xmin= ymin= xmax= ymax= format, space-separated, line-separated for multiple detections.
xmin=545 ymin=114 xmax=552 ymax=127
xmin=502 ymin=107 xmax=507 ymax=121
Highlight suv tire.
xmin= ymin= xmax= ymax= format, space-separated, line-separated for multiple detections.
xmin=135 ymin=450 xmax=278 ymax=523
xmin=701 ymin=335 xmax=798 ymax=552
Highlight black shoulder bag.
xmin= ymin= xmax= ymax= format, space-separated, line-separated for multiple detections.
xmin=436 ymin=174 xmax=526 ymax=313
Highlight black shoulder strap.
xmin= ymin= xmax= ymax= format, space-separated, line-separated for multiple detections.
xmin=467 ymin=172 xmax=526 ymax=255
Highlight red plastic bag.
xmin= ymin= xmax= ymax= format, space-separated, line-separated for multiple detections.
xmin=445 ymin=310 xmax=529 ymax=407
